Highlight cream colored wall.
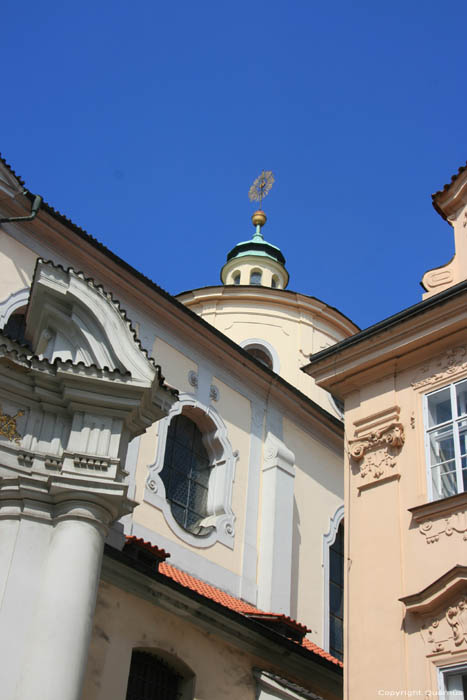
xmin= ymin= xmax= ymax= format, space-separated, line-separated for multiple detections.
xmin=343 ymin=330 xmax=467 ymax=699
xmin=82 ymin=579 xmax=342 ymax=700
xmin=283 ymin=417 xmax=344 ymax=648
xmin=0 ymin=231 xmax=37 ymax=301
xmin=178 ymin=287 xmax=355 ymax=417
xmin=132 ymin=339 xmax=251 ymax=575
xmin=81 ymin=580 xmax=258 ymax=700
xmin=222 ymin=255 xmax=287 ymax=289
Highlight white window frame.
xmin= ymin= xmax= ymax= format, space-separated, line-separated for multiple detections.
xmin=424 ymin=379 xmax=467 ymax=502
xmin=239 ymin=338 xmax=280 ymax=374
xmin=437 ymin=662 xmax=467 ymax=698
xmin=144 ymin=393 xmax=237 ymax=549
xmin=0 ymin=287 xmax=30 ymax=328
xmin=322 ymin=504 xmax=344 ymax=653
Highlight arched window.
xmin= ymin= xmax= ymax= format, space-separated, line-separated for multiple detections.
xmin=329 ymin=520 xmax=344 ymax=660
xmin=323 ymin=506 xmax=344 ymax=660
xmin=145 ymin=397 xmax=237 ymax=548
xmin=159 ymin=414 xmax=211 ymax=535
xmin=233 ymin=272 xmax=240 ymax=285
xmin=125 ymin=650 xmax=194 ymax=700
xmin=271 ymin=275 xmax=279 ymax=289
xmin=3 ymin=310 xmax=27 ymax=344
xmin=250 ymin=270 xmax=262 ymax=285
xmin=245 ymin=345 xmax=273 ymax=370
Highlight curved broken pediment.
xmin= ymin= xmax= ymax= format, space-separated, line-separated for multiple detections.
xmin=26 ymin=260 xmax=157 ymax=385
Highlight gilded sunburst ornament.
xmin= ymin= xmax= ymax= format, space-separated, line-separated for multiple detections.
xmin=248 ymin=170 xmax=275 ymax=206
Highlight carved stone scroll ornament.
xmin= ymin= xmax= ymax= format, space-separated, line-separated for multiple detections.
xmin=422 ymin=599 xmax=467 ymax=654
xmin=412 ymin=346 xmax=467 ymax=390
xmin=349 ymin=422 xmax=405 ymax=485
xmin=0 ymin=405 xmax=24 ymax=445
xmin=419 ymin=511 xmax=467 ymax=544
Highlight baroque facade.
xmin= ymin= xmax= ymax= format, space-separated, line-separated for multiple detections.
xmin=2 ymin=153 xmax=465 ymax=700
xmin=0 ymin=156 xmax=352 ymax=700
xmin=306 ymin=161 xmax=467 ymax=698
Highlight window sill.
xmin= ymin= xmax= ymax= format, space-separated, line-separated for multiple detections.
xmin=409 ymin=491 xmax=467 ymax=522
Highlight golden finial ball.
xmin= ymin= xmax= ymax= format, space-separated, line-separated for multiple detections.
xmin=252 ymin=210 xmax=267 ymax=227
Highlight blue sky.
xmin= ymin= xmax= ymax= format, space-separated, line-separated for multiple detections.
xmin=2 ymin=1 xmax=466 ymax=329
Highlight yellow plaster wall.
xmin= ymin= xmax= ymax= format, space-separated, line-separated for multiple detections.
xmin=283 ymin=417 xmax=344 ymax=646
xmin=132 ymin=340 xmax=251 ymax=576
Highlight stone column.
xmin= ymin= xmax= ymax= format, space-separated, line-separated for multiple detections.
xmin=15 ymin=502 xmax=109 ymax=700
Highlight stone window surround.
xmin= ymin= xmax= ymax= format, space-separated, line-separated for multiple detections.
xmin=144 ymin=393 xmax=237 ymax=549
xmin=0 ymin=287 xmax=30 ymax=328
xmin=322 ymin=504 xmax=344 ymax=654
xmin=239 ymin=338 xmax=280 ymax=374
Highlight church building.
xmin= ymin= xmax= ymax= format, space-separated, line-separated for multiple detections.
xmin=0 ymin=160 xmax=352 ymax=700
xmin=1 ymin=154 xmax=465 ymax=700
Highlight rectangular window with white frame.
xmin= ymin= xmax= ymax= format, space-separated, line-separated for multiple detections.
xmin=438 ymin=663 xmax=467 ymax=698
xmin=424 ymin=379 xmax=467 ymax=501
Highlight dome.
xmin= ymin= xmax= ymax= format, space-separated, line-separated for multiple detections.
xmin=221 ymin=210 xmax=289 ymax=289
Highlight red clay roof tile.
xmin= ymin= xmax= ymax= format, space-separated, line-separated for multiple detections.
xmin=158 ymin=561 xmax=342 ymax=668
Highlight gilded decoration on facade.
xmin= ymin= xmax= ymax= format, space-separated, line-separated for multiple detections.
xmin=0 ymin=405 xmax=24 ymax=445
xmin=412 ymin=346 xmax=467 ymax=389
xmin=422 ymin=599 xmax=467 ymax=654
xmin=349 ymin=421 xmax=405 ymax=486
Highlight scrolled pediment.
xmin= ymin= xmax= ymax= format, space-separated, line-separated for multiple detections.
xmin=26 ymin=260 xmax=157 ymax=385
xmin=401 ymin=566 xmax=467 ymax=656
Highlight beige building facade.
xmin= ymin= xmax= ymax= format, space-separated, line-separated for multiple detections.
xmin=305 ymin=162 xmax=467 ymax=698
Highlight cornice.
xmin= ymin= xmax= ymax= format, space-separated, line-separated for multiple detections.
xmin=177 ymin=285 xmax=359 ymax=338
xmin=400 ymin=565 xmax=467 ymax=615
xmin=303 ymin=282 xmax=467 ymax=395
xmin=432 ymin=163 xmax=467 ymax=221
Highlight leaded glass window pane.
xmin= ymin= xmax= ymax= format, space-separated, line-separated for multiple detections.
xmin=329 ymin=521 xmax=344 ymax=661
xmin=160 ymin=414 xmax=211 ymax=533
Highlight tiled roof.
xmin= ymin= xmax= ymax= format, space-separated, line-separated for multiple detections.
xmin=124 ymin=536 xmax=171 ymax=561
xmin=432 ymin=161 xmax=467 ymax=199
xmin=158 ymin=561 xmax=342 ymax=668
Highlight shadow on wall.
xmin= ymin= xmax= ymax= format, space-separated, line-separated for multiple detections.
xmin=290 ymin=498 xmax=301 ymax=621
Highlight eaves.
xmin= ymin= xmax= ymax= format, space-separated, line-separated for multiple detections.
xmin=303 ymin=279 xmax=467 ymax=395
xmin=0 ymin=181 xmax=343 ymax=440
xmin=101 ymin=545 xmax=343 ymax=694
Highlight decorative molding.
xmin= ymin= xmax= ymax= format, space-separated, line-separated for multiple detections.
xmin=188 ymin=370 xmax=198 ymax=388
xmin=421 ymin=599 xmax=467 ymax=655
xmin=0 ymin=287 xmax=29 ymax=328
xmin=322 ymin=504 xmax=344 ymax=653
xmin=419 ymin=513 xmax=467 ymax=544
xmin=349 ymin=409 xmax=405 ymax=487
xmin=239 ymin=338 xmax=280 ymax=373
xmin=0 ymin=404 xmax=24 ymax=444
xmin=144 ymin=393 xmax=237 ymax=549
xmin=412 ymin=346 xmax=467 ymax=390
xmin=209 ymin=384 xmax=219 ymax=402
xmin=410 ymin=492 xmax=467 ymax=544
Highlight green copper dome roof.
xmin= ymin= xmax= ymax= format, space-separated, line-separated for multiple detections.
xmin=226 ymin=229 xmax=286 ymax=265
